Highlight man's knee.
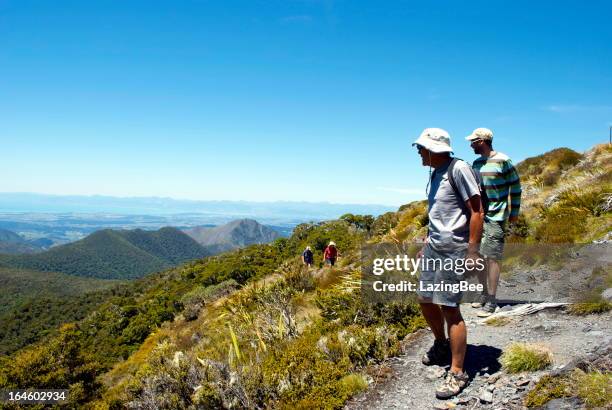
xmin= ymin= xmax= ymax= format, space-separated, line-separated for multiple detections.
xmin=418 ymin=296 xmax=433 ymax=305
xmin=440 ymin=305 xmax=463 ymax=323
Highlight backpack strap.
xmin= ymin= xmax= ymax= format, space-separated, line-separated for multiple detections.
xmin=445 ymin=157 xmax=461 ymax=201
xmin=445 ymin=157 xmax=488 ymax=213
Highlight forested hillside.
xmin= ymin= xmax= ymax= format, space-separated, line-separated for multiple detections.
xmin=0 ymin=268 xmax=123 ymax=355
xmin=0 ymin=227 xmax=209 ymax=279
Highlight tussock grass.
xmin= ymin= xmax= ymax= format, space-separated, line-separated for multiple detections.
xmin=339 ymin=373 xmax=368 ymax=394
xmin=567 ymin=300 xmax=612 ymax=315
xmin=501 ymin=343 xmax=553 ymax=373
xmin=484 ymin=316 xmax=512 ymax=327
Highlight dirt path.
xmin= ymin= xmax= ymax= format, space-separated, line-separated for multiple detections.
xmin=345 ymin=306 xmax=612 ymax=410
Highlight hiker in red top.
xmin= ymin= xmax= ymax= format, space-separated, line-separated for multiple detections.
xmin=323 ymin=241 xmax=337 ymax=266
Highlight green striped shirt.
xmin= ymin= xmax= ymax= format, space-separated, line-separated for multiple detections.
xmin=472 ymin=151 xmax=522 ymax=222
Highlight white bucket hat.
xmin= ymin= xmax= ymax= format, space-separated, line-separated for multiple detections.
xmin=466 ymin=127 xmax=493 ymax=141
xmin=412 ymin=128 xmax=453 ymax=154
xmin=329 ymin=241 xmax=336 ymax=246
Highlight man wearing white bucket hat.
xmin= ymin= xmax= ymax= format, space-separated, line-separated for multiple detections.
xmin=412 ymin=128 xmax=484 ymax=399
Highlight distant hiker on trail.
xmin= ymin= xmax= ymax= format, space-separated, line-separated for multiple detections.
xmin=323 ymin=241 xmax=337 ymax=267
xmin=302 ymin=246 xmax=314 ymax=267
xmin=466 ymin=128 xmax=522 ymax=318
xmin=413 ymin=128 xmax=484 ymax=400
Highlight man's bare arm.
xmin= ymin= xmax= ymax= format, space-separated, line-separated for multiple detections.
xmin=465 ymin=195 xmax=484 ymax=255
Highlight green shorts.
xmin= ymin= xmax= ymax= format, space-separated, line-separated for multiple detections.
xmin=480 ymin=219 xmax=506 ymax=260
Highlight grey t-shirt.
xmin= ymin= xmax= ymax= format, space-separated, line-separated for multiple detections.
xmin=427 ymin=159 xmax=480 ymax=250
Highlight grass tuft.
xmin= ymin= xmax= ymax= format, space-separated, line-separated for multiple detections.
xmin=501 ymin=342 xmax=553 ymax=373
xmin=567 ymin=300 xmax=612 ymax=316
xmin=574 ymin=370 xmax=612 ymax=408
xmin=484 ymin=316 xmax=512 ymax=327
xmin=339 ymin=373 xmax=368 ymax=394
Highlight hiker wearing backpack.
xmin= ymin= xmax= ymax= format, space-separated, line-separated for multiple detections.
xmin=323 ymin=241 xmax=337 ymax=267
xmin=302 ymin=246 xmax=314 ymax=267
xmin=412 ymin=128 xmax=484 ymax=400
xmin=466 ymin=128 xmax=522 ymax=317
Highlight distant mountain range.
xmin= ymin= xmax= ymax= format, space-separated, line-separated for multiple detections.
xmin=0 ymin=227 xmax=208 ymax=280
xmin=0 ymin=193 xmax=393 ymax=221
xmin=0 ymin=219 xmax=283 ymax=280
xmin=184 ymin=218 xmax=280 ymax=254
xmin=0 ymin=228 xmax=45 ymax=254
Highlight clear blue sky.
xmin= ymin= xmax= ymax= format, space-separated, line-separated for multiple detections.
xmin=1 ymin=0 xmax=610 ymax=206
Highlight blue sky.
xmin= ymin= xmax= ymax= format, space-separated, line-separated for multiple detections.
xmin=1 ymin=0 xmax=610 ymax=207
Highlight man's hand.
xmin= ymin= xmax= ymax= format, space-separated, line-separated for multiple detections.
xmin=416 ymin=246 xmax=425 ymax=259
xmin=465 ymin=244 xmax=481 ymax=263
xmin=509 ymin=215 xmax=519 ymax=223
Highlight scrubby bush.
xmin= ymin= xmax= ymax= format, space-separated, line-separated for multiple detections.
xmin=574 ymin=370 xmax=612 ymax=408
xmin=524 ymin=369 xmax=611 ymax=408
xmin=523 ymin=374 xmax=572 ymax=407
xmin=0 ymin=323 xmax=103 ymax=406
xmin=517 ymin=148 xmax=583 ymax=182
xmin=391 ymin=201 xmax=428 ymax=242
xmin=556 ymin=187 xmax=611 ymax=217
xmin=340 ymin=214 xmax=375 ymax=232
xmin=506 ymin=214 xmax=531 ymax=242
xmin=535 ymin=206 xmax=588 ymax=243
xmin=181 ymin=279 xmax=240 ymax=321
xmin=284 ymin=268 xmax=317 ymax=293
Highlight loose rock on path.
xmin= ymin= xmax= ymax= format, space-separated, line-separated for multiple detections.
xmin=344 ymin=305 xmax=612 ymax=410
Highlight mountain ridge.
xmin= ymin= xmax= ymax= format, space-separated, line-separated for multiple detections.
xmin=184 ymin=218 xmax=280 ymax=253
xmin=0 ymin=228 xmax=43 ymax=254
xmin=0 ymin=227 xmax=209 ymax=279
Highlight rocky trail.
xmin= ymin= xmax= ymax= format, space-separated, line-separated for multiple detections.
xmin=345 ymin=305 xmax=611 ymax=410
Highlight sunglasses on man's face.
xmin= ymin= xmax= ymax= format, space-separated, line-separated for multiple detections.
xmin=471 ymin=139 xmax=483 ymax=145
xmin=415 ymin=144 xmax=425 ymax=151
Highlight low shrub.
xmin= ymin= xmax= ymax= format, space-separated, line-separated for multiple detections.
xmin=524 ymin=370 xmax=612 ymax=408
xmin=535 ymin=206 xmax=588 ymax=243
xmin=181 ymin=280 xmax=240 ymax=321
xmin=524 ymin=374 xmax=572 ymax=407
xmin=574 ymin=370 xmax=612 ymax=408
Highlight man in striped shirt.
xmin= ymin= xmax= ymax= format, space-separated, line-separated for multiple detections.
xmin=466 ymin=128 xmax=522 ymax=317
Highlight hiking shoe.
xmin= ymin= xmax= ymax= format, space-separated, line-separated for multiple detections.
xmin=476 ymin=301 xmax=498 ymax=317
xmin=421 ymin=338 xmax=451 ymax=366
xmin=471 ymin=293 xmax=488 ymax=308
xmin=435 ymin=370 xmax=469 ymax=399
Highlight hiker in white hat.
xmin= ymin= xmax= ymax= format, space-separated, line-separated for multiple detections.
xmin=302 ymin=246 xmax=314 ymax=268
xmin=323 ymin=241 xmax=337 ymax=267
xmin=466 ymin=127 xmax=522 ymax=318
xmin=413 ymin=128 xmax=485 ymax=400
